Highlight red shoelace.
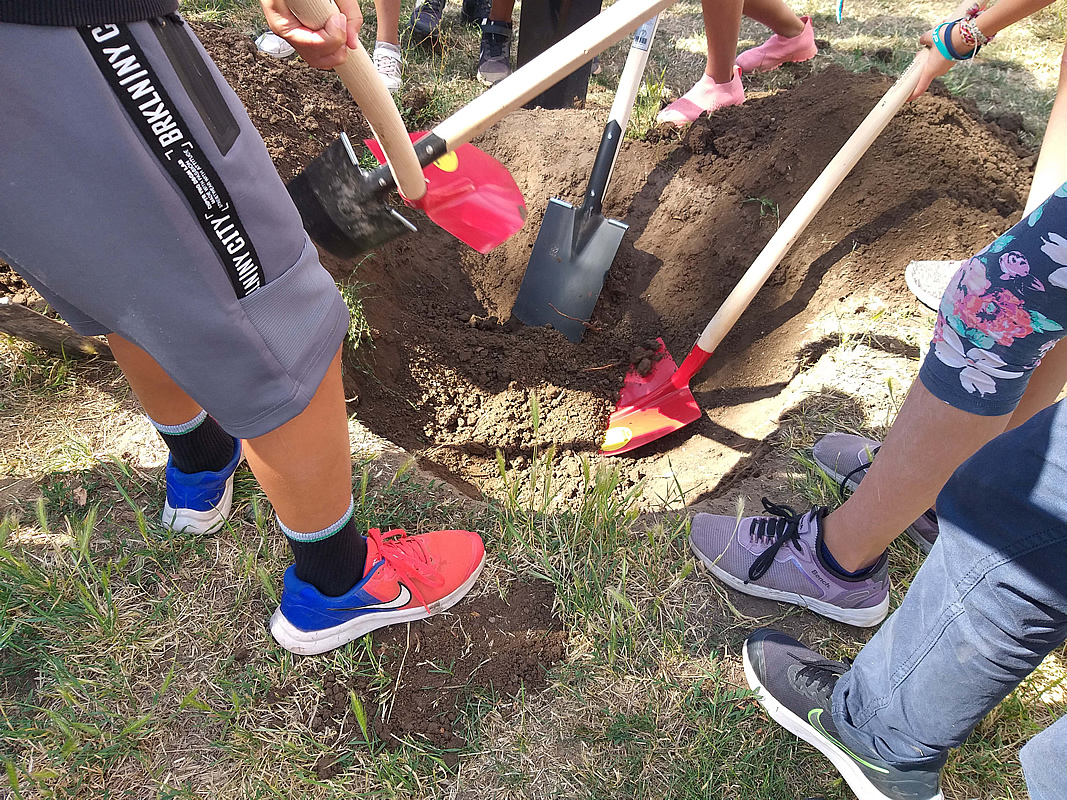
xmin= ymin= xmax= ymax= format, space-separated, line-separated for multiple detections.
xmin=366 ymin=527 xmax=445 ymax=612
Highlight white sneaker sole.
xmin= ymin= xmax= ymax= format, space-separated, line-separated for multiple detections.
xmin=690 ymin=537 xmax=889 ymax=627
xmin=269 ymin=551 xmax=487 ymax=656
xmin=161 ymin=474 xmax=234 ymax=535
xmin=742 ymin=646 xmax=943 ymax=800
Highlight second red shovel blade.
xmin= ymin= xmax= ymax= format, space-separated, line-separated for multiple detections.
xmin=601 ymin=338 xmax=701 ymax=456
xmin=365 ymin=134 xmax=527 ymax=253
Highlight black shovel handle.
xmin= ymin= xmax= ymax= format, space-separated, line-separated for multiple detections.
xmin=365 ymin=133 xmax=450 ymax=198
xmin=583 ymin=120 xmax=623 ymax=217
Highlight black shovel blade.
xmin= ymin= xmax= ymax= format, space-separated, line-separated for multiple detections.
xmin=512 ymin=197 xmax=628 ymax=343
xmin=286 ymin=136 xmax=416 ymax=259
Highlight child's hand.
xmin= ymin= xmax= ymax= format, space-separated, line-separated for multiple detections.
xmin=258 ymin=0 xmax=363 ymax=70
xmin=908 ymin=29 xmax=955 ymax=101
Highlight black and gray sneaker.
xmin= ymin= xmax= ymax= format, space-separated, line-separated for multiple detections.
xmin=744 ymin=628 xmax=945 ymax=800
xmin=460 ymin=0 xmax=492 ymax=26
xmin=407 ymin=0 xmax=446 ymax=44
xmin=477 ymin=19 xmax=513 ymax=85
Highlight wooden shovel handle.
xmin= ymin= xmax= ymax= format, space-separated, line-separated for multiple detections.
xmin=285 ymin=0 xmax=426 ymax=201
xmin=694 ymin=49 xmax=930 ymax=354
xmin=434 ymin=0 xmax=677 ymax=148
xmin=693 ymin=0 xmax=982 ymax=354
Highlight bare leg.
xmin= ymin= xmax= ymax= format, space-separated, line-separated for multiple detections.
xmin=1006 ymin=40 xmax=1067 ymax=429
xmin=241 ymin=348 xmax=353 ymax=532
xmin=741 ymin=0 xmax=805 ymax=38
xmin=820 ymin=41 xmax=1067 ymax=570
xmin=1007 ymin=342 xmax=1067 ymax=430
xmin=108 ymin=333 xmax=203 ymax=426
xmin=821 ymin=381 xmax=1010 ymax=572
xmin=1024 ymin=42 xmax=1067 ymax=216
xmin=704 ymin=0 xmax=744 ymax=83
xmin=109 ymin=334 xmax=352 ymax=533
xmin=373 ymin=0 xmax=400 ymax=44
xmin=489 ymin=0 xmax=513 ymax=21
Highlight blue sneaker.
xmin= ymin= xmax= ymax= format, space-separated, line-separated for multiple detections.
xmin=270 ymin=526 xmax=486 ymax=655
xmin=161 ymin=438 xmax=241 ymax=535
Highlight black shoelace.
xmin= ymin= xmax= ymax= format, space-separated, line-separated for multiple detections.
xmin=793 ymin=659 xmax=850 ymax=708
xmin=837 ymin=446 xmax=878 ymax=501
xmin=482 ymin=33 xmax=508 ymax=59
xmin=746 ymin=498 xmax=813 ymax=583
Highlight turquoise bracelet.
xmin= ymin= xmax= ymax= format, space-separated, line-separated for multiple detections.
xmin=933 ymin=19 xmax=978 ymax=61
xmin=932 ymin=20 xmax=956 ymax=60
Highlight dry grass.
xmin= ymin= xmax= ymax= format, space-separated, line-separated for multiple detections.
xmin=5 ymin=0 xmax=1067 ymax=797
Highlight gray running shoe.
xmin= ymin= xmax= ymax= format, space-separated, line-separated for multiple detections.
xmin=744 ymin=628 xmax=945 ymax=800
xmin=904 ymin=260 xmax=961 ymax=312
xmin=407 ymin=0 xmax=446 ymax=45
xmin=477 ymin=19 xmax=513 ymax=85
xmin=689 ymin=500 xmax=889 ymax=627
xmin=812 ymin=433 xmax=939 ymax=554
xmin=460 ymin=0 xmax=491 ymax=26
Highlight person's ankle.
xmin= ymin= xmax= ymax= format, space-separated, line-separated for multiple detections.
xmin=282 ymin=499 xmax=369 ymax=597
xmin=779 ymin=17 xmax=807 ymax=38
xmin=821 ymin=515 xmax=884 ymax=573
xmin=705 ymin=69 xmax=736 ymax=86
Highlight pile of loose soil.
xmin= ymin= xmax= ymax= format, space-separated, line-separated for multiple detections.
xmin=302 ymin=581 xmax=564 ymax=776
xmin=159 ymin=30 xmax=1041 ymax=502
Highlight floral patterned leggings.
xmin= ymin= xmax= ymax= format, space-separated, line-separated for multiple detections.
xmin=919 ymin=184 xmax=1067 ymax=416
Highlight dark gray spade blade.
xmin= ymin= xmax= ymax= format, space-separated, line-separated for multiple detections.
xmin=511 ymin=197 xmax=628 ymax=343
xmin=286 ymin=134 xmax=416 ymax=259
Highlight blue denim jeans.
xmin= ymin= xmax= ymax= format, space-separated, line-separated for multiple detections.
xmin=831 ymin=399 xmax=1067 ymax=799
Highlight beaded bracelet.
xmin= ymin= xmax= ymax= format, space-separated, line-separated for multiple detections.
xmin=960 ymin=15 xmax=993 ymax=48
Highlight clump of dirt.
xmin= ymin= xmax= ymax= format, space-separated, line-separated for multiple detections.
xmin=197 ymin=23 xmax=370 ymax=179
xmin=0 ymin=260 xmax=44 ymax=308
xmin=195 ymin=33 xmax=1038 ymax=503
xmin=306 ymin=581 xmax=564 ymax=774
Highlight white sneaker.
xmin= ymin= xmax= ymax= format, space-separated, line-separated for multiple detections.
xmin=255 ymin=31 xmax=296 ymax=60
xmin=373 ymin=41 xmax=403 ymax=94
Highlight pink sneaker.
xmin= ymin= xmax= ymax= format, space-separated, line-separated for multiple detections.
xmin=735 ymin=16 xmax=818 ymax=74
xmin=657 ymin=66 xmax=745 ymax=128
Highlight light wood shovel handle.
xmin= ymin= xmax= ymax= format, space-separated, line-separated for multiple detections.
xmin=434 ymin=0 xmax=678 ymax=147
xmin=694 ymin=0 xmax=981 ymax=354
xmin=694 ymin=49 xmax=930 ymax=353
xmin=285 ymin=0 xmax=426 ymax=201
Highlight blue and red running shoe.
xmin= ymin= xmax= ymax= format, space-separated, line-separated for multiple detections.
xmin=270 ymin=526 xmax=486 ymax=655
xmin=161 ymin=438 xmax=241 ymax=535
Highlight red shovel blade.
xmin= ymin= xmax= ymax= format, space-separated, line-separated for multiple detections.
xmin=601 ymin=338 xmax=701 ymax=456
xmin=365 ymin=134 xmax=527 ymax=254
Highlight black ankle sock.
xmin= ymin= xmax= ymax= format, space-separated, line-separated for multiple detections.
xmin=286 ymin=515 xmax=369 ymax=597
xmin=818 ymin=536 xmax=877 ymax=579
xmin=154 ymin=412 xmax=235 ymax=474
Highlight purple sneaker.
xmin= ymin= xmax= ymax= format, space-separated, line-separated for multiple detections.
xmin=689 ymin=500 xmax=889 ymax=627
xmin=812 ymin=433 xmax=939 ymax=553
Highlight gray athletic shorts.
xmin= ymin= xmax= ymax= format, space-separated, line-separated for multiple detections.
xmin=0 ymin=16 xmax=349 ymax=439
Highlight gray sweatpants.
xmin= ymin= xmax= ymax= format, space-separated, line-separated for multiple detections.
xmin=0 ymin=16 xmax=349 ymax=439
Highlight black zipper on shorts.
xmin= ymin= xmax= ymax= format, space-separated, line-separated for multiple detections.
xmin=151 ymin=13 xmax=239 ymax=155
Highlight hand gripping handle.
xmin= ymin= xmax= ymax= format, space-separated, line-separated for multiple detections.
xmin=285 ymin=0 xmax=426 ymax=201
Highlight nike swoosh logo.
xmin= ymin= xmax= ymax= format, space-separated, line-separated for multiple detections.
xmin=808 ymin=709 xmax=889 ymax=774
xmin=339 ymin=584 xmax=412 ymax=612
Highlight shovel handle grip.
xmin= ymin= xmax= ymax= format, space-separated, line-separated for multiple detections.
xmin=583 ymin=15 xmax=661 ymax=215
xmin=285 ymin=0 xmax=426 ymax=202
